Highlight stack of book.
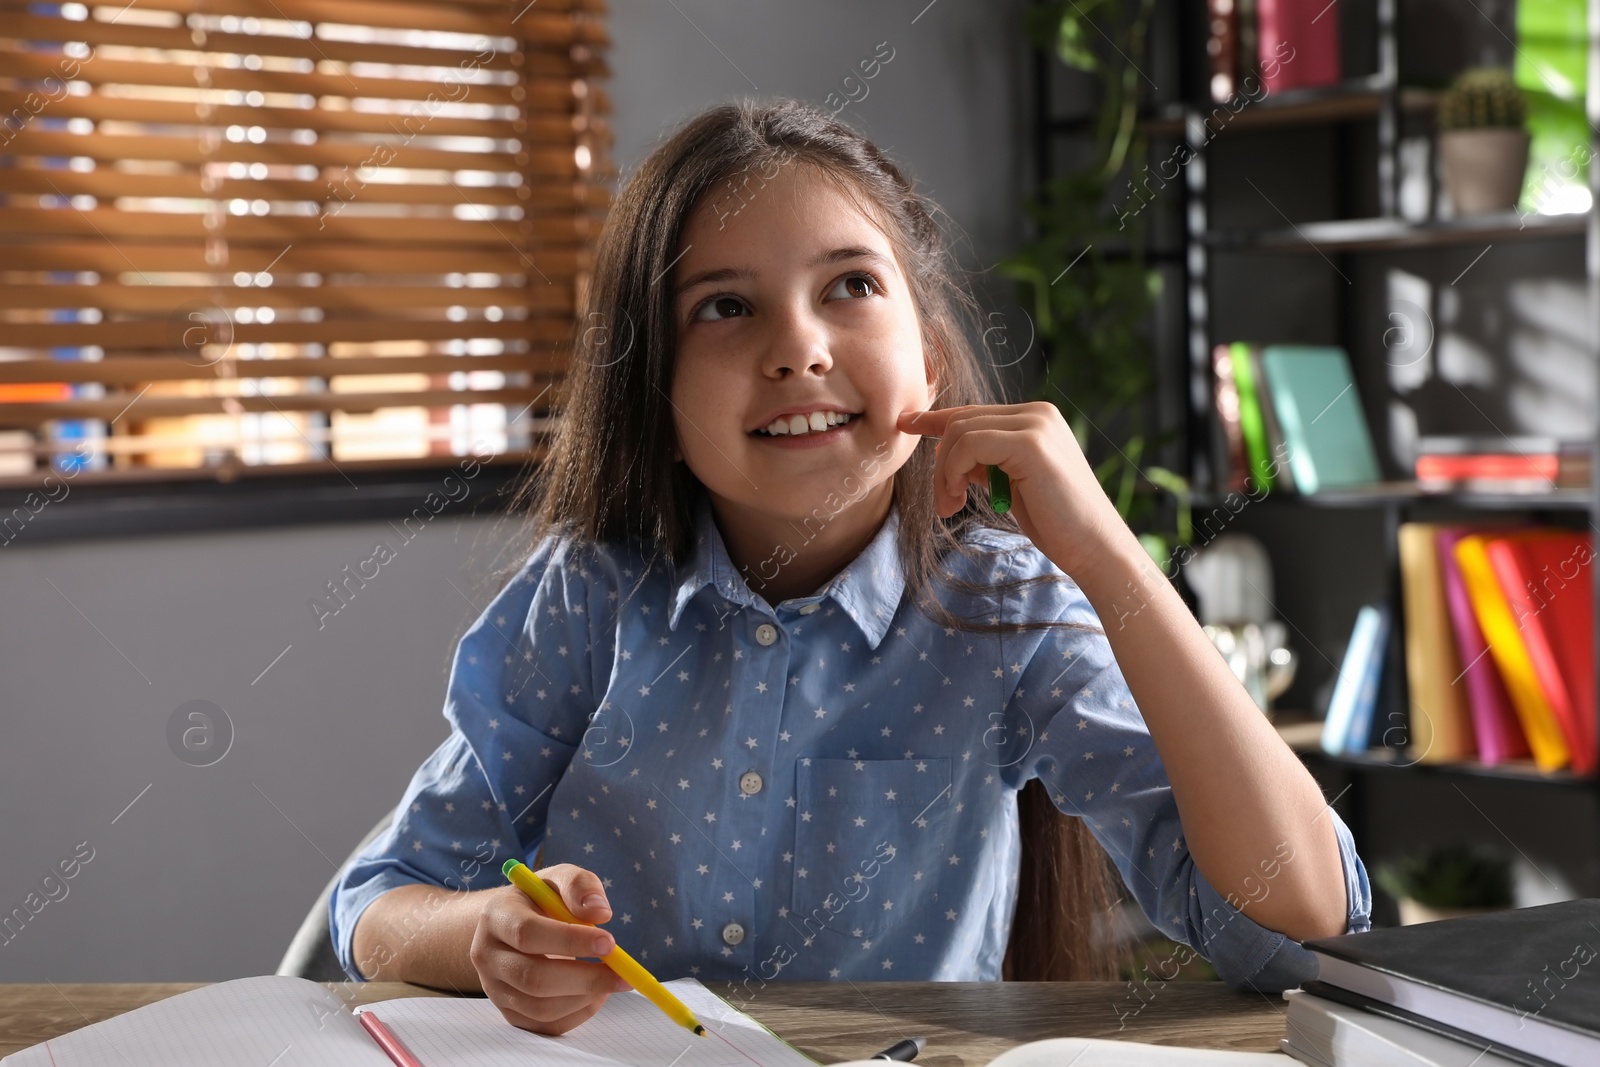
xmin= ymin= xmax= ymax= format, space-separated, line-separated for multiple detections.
xmin=1285 ymin=899 xmax=1600 ymax=1067
xmin=1321 ymin=524 xmax=1595 ymax=775
xmin=1211 ymin=343 xmax=1382 ymax=496
xmin=1415 ymin=437 xmax=1591 ymax=494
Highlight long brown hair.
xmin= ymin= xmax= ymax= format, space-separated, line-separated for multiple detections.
xmin=509 ymin=97 xmax=1125 ymax=980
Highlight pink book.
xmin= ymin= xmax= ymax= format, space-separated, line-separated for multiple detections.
xmin=1256 ymin=0 xmax=1341 ymax=94
xmin=1437 ymin=527 xmax=1530 ymax=763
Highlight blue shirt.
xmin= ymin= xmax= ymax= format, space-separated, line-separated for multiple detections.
xmin=331 ymin=493 xmax=1371 ymax=992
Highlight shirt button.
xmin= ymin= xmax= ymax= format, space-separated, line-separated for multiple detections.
xmin=739 ymin=771 xmax=763 ymax=795
xmin=799 ymin=604 xmax=820 ymax=615
xmin=755 ymin=623 xmax=778 ymax=646
xmin=722 ymin=922 xmax=745 ymax=946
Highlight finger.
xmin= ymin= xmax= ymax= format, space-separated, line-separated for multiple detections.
xmin=530 ymin=992 xmax=613 ymax=1037
xmin=483 ymin=972 xmax=613 ymax=1032
xmin=936 ymin=423 xmax=1029 ymax=497
xmin=496 ymin=949 xmax=631 ymax=1002
xmin=493 ymin=890 xmax=617 ymax=960
xmin=896 ymin=405 xmax=976 ymax=436
xmin=537 ymin=863 xmax=614 ymax=925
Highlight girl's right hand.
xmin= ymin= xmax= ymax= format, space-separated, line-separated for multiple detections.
xmin=468 ymin=863 xmax=633 ymax=1035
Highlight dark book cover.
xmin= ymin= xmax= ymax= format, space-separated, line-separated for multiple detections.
xmin=1304 ymin=899 xmax=1600 ymax=1041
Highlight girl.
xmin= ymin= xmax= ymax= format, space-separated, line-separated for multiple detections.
xmin=332 ymin=98 xmax=1370 ymax=1035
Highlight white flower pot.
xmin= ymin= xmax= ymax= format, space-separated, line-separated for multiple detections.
xmin=1438 ymin=128 xmax=1530 ymax=216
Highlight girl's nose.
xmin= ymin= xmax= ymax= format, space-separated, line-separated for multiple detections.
xmin=761 ymin=305 xmax=834 ymax=379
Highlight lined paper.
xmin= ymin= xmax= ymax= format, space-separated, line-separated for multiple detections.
xmin=2 ymin=976 xmax=819 ymax=1067
xmin=352 ymin=979 xmax=821 ymax=1067
xmin=1 ymin=976 xmax=393 ymax=1067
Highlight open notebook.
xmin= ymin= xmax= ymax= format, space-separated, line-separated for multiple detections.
xmin=1 ymin=975 xmax=822 ymax=1067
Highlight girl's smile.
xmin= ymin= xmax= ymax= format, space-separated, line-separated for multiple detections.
xmin=749 ymin=412 xmax=862 ymax=449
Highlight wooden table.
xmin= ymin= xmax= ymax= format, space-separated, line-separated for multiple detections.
xmin=0 ymin=981 xmax=1289 ymax=1063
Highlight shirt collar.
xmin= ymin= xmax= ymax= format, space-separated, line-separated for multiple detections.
xmin=668 ymin=493 xmax=906 ymax=650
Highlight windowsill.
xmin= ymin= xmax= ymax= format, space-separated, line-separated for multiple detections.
xmin=0 ymin=455 xmax=535 ymax=545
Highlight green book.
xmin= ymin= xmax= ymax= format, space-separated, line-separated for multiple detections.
xmin=1260 ymin=345 xmax=1381 ymax=493
xmin=1228 ymin=342 xmax=1276 ymax=491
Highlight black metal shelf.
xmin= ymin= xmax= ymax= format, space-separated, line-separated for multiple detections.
xmin=1031 ymin=0 xmax=1600 ymax=820
xmin=1049 ymin=79 xmax=1438 ymax=138
xmin=1293 ymin=746 xmax=1596 ymax=789
xmin=1192 ymin=482 xmax=1593 ymax=512
xmin=1205 ymin=210 xmax=1589 ymax=253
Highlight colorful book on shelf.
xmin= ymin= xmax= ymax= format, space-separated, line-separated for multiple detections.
xmin=1227 ymin=342 xmax=1277 ymax=492
xmin=1345 ymin=604 xmax=1390 ymax=754
xmin=1210 ymin=343 xmax=1250 ymax=493
xmin=1259 ymin=345 xmax=1381 ymax=494
xmin=1322 ymin=603 xmax=1388 ymax=756
xmin=1245 ymin=344 xmax=1296 ymax=492
xmin=1414 ymin=435 xmax=1591 ymax=492
xmin=1256 ymin=0 xmax=1341 ymax=94
xmin=1397 ymin=523 xmax=1476 ymax=763
xmin=1454 ymin=532 xmax=1571 ymax=771
xmin=1487 ymin=530 xmax=1596 ymax=775
xmin=1436 ymin=527 xmax=1530 ymax=765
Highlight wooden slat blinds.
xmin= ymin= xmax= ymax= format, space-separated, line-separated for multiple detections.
xmin=0 ymin=0 xmax=610 ymax=477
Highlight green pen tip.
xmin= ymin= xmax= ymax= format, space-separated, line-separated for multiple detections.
xmin=502 ymin=858 xmax=519 ymax=876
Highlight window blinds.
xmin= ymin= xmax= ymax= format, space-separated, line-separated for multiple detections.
xmin=0 ymin=0 xmax=610 ymax=478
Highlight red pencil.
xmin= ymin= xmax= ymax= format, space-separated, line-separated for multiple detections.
xmin=360 ymin=1009 xmax=426 ymax=1067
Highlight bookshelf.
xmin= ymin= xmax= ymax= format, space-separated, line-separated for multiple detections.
xmin=1030 ymin=0 xmax=1600 ymax=910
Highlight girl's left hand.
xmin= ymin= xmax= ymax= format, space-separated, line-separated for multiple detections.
xmin=896 ymin=402 xmax=1135 ymax=581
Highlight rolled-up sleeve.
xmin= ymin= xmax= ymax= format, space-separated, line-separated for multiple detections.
xmin=1187 ymin=806 xmax=1371 ymax=990
xmin=328 ymin=535 xmax=605 ymax=981
xmin=1003 ymin=575 xmax=1373 ymax=992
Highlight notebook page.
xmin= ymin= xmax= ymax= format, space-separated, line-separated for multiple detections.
xmin=0 ymin=975 xmax=393 ymax=1067
xmin=986 ymin=1037 xmax=1295 ymax=1067
xmin=353 ymin=978 xmax=820 ymax=1067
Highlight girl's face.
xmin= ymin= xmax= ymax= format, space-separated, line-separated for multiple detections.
xmin=668 ymin=163 xmax=937 ymax=531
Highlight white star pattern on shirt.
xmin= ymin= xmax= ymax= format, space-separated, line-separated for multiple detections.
xmin=330 ymin=504 xmax=1371 ymax=988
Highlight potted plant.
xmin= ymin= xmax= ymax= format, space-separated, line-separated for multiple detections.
xmin=1000 ymin=0 xmax=1192 ymax=572
xmin=1374 ymin=843 xmax=1514 ymax=925
xmin=1436 ymin=67 xmax=1530 ymax=216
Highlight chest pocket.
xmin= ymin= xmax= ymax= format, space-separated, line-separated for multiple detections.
xmin=791 ymin=757 xmax=952 ymax=942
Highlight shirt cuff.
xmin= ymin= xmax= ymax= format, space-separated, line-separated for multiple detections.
xmin=1189 ymin=809 xmax=1372 ymax=992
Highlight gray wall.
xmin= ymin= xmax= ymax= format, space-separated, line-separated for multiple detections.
xmin=0 ymin=0 xmax=1033 ymax=982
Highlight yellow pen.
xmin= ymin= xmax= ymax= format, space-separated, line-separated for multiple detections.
xmin=501 ymin=858 xmax=705 ymax=1037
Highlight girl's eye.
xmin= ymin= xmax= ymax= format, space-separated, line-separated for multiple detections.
xmin=827 ymin=272 xmax=880 ymax=301
xmin=692 ymin=295 xmax=750 ymax=323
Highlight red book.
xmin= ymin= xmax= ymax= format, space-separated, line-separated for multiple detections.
xmin=1416 ymin=454 xmax=1559 ymax=482
xmin=1488 ymin=532 xmax=1596 ymax=774
xmin=1437 ymin=527 xmax=1530 ymax=763
xmin=1256 ymin=0 xmax=1341 ymax=94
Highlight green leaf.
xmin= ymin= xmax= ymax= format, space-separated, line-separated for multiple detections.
xmin=1056 ymin=17 xmax=1100 ymax=72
